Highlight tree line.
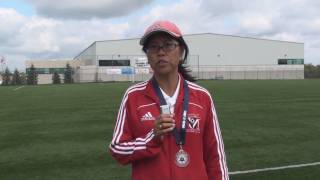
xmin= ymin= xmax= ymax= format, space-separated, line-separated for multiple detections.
xmin=304 ymin=64 xmax=320 ymax=78
xmin=1 ymin=63 xmax=73 ymax=86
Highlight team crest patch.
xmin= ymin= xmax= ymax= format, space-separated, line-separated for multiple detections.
xmin=186 ymin=114 xmax=200 ymax=133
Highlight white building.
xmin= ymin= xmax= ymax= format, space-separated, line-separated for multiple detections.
xmin=74 ymin=33 xmax=304 ymax=82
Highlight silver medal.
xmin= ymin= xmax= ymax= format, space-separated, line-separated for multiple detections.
xmin=175 ymin=148 xmax=190 ymax=167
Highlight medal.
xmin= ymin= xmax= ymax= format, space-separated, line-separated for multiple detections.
xmin=152 ymin=76 xmax=190 ymax=167
xmin=175 ymin=147 xmax=190 ymax=167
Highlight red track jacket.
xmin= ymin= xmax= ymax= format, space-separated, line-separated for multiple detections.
xmin=109 ymin=76 xmax=229 ymax=180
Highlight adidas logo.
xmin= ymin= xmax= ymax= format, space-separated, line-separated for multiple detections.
xmin=141 ymin=112 xmax=155 ymax=121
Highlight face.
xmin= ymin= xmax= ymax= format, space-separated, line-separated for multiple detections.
xmin=145 ymin=33 xmax=183 ymax=76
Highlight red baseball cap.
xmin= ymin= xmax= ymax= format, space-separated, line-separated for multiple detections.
xmin=140 ymin=20 xmax=182 ymax=45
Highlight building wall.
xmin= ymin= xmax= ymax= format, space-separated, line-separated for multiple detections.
xmin=185 ymin=33 xmax=304 ymax=66
xmin=190 ymin=64 xmax=304 ymax=80
xmin=74 ymin=39 xmax=144 ymax=66
xmin=74 ymin=43 xmax=97 ymax=65
xmin=95 ymin=40 xmax=144 ymax=66
xmin=73 ymin=33 xmax=304 ymax=81
xmin=75 ymin=34 xmax=304 ymax=67
xmin=26 ymin=59 xmax=81 ymax=84
xmin=37 ymin=74 xmax=65 ymax=84
xmin=26 ymin=59 xmax=82 ymax=68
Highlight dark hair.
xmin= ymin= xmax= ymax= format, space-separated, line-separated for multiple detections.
xmin=176 ymin=37 xmax=196 ymax=82
xmin=142 ymin=35 xmax=196 ymax=82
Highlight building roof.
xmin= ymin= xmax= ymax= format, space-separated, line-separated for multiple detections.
xmin=96 ymin=32 xmax=304 ymax=44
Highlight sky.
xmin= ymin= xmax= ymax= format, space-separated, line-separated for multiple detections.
xmin=1 ymin=0 xmax=320 ymax=71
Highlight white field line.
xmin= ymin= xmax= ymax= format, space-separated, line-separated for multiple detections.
xmin=229 ymin=162 xmax=320 ymax=175
xmin=13 ymin=86 xmax=25 ymax=91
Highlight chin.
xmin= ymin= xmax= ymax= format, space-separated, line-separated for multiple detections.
xmin=154 ymin=69 xmax=172 ymax=75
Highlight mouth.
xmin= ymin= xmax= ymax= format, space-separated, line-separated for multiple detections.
xmin=156 ymin=59 xmax=169 ymax=65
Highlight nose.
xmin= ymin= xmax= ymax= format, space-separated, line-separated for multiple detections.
xmin=157 ymin=46 xmax=166 ymax=55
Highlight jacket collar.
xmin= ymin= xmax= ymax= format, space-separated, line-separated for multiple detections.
xmin=144 ymin=74 xmax=185 ymax=106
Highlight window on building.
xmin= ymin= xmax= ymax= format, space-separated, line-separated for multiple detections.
xmin=99 ymin=60 xmax=130 ymax=66
xmin=278 ymin=59 xmax=287 ymax=65
xmin=26 ymin=68 xmax=66 ymax=74
xmin=49 ymin=68 xmax=66 ymax=74
xmin=278 ymin=59 xmax=304 ymax=65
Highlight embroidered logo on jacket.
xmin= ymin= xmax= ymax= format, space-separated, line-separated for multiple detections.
xmin=140 ymin=112 xmax=155 ymax=121
xmin=186 ymin=114 xmax=200 ymax=133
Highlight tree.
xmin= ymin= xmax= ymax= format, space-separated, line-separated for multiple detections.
xmin=64 ymin=63 xmax=73 ymax=83
xmin=304 ymin=64 xmax=320 ymax=78
xmin=20 ymin=72 xmax=27 ymax=85
xmin=12 ymin=68 xmax=22 ymax=85
xmin=27 ymin=64 xmax=38 ymax=85
xmin=2 ymin=67 xmax=11 ymax=86
xmin=317 ymin=65 xmax=320 ymax=78
xmin=52 ymin=71 xmax=61 ymax=84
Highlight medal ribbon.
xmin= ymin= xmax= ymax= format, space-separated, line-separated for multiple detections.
xmin=152 ymin=76 xmax=189 ymax=146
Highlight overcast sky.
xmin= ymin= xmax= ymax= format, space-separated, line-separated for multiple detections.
xmin=1 ymin=0 xmax=320 ymax=71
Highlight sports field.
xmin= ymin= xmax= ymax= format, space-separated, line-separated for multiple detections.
xmin=0 ymin=80 xmax=319 ymax=180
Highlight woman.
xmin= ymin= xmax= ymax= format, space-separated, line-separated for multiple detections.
xmin=109 ymin=20 xmax=229 ymax=180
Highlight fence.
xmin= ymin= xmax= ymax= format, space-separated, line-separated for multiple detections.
xmin=189 ymin=65 xmax=304 ymax=80
xmin=73 ymin=64 xmax=304 ymax=83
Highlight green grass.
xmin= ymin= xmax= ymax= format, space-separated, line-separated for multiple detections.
xmin=0 ymin=80 xmax=320 ymax=179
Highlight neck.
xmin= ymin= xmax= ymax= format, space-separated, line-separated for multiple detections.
xmin=154 ymin=72 xmax=179 ymax=97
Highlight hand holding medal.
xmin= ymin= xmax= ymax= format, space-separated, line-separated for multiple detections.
xmin=153 ymin=106 xmax=176 ymax=140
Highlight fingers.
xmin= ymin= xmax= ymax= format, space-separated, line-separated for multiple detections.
xmin=154 ymin=114 xmax=175 ymax=137
xmin=158 ymin=113 xmax=175 ymax=123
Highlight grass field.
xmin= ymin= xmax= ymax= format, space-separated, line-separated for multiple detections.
xmin=0 ymin=80 xmax=320 ymax=180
